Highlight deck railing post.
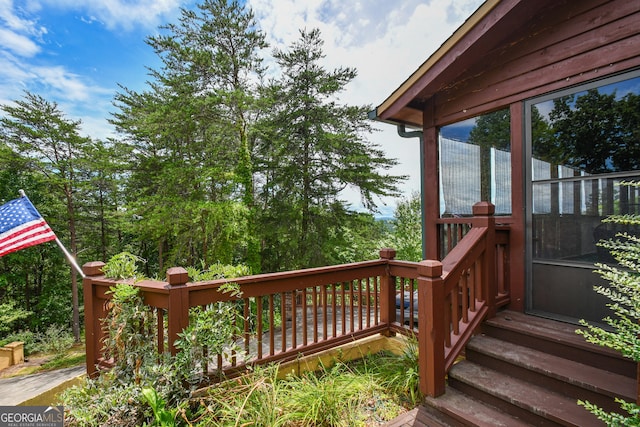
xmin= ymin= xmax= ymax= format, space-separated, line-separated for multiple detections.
xmin=418 ymin=259 xmax=446 ymax=397
xmin=82 ymin=261 xmax=106 ymax=378
xmin=472 ymin=202 xmax=497 ymax=318
xmin=379 ymin=248 xmax=397 ymax=336
xmin=166 ymin=267 xmax=190 ymax=355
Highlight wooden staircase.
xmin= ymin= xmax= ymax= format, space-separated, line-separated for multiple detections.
xmin=419 ymin=310 xmax=637 ymax=426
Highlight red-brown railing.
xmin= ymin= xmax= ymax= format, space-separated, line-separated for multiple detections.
xmin=83 ymin=249 xmax=422 ymax=379
xmin=83 ymin=202 xmax=510 ymax=396
xmin=419 ymin=202 xmax=501 ymax=397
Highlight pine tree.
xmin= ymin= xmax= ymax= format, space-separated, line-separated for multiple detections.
xmin=256 ymin=28 xmax=405 ymax=270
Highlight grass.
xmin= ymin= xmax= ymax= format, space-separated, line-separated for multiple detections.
xmin=185 ymin=343 xmax=421 ymax=426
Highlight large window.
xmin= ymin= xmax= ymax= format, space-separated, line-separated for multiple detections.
xmin=530 ymin=72 xmax=640 ymax=263
xmin=526 ymin=70 xmax=640 ymax=322
xmin=439 ymin=109 xmax=511 ymax=216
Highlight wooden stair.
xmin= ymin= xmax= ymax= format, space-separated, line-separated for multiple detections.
xmin=419 ymin=310 xmax=637 ymax=426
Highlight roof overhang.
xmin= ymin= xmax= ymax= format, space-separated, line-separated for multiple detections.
xmin=370 ymin=0 xmax=504 ymax=129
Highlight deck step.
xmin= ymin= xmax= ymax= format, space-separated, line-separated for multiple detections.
xmin=423 ymin=386 xmax=531 ymax=427
xmin=466 ymin=334 xmax=636 ymax=413
xmin=417 ymin=310 xmax=634 ymax=426
xmin=448 ymin=360 xmax=603 ymax=426
xmin=481 ymin=310 xmax=636 ymax=378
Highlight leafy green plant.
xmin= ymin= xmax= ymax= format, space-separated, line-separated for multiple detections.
xmin=577 ymin=182 xmax=640 ymax=425
xmin=102 ymin=251 xmax=146 ymax=281
xmin=103 ymin=283 xmax=158 ymax=383
xmin=186 ymin=261 xmax=251 ymax=281
xmin=141 ymin=386 xmax=178 ymax=427
xmin=36 ymin=324 xmax=75 ymax=356
xmin=284 ymin=363 xmax=370 ymax=427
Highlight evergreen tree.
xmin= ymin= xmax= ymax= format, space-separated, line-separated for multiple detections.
xmin=256 ymin=28 xmax=404 ymax=270
xmin=112 ymin=0 xmax=266 ymax=272
xmin=0 ymin=92 xmax=94 ymax=340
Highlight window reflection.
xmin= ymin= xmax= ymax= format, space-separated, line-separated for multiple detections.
xmin=439 ymin=109 xmax=512 ymax=216
xmin=531 ymin=75 xmax=640 ymax=264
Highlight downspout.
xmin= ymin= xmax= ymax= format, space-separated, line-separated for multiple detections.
xmin=396 ymin=124 xmax=427 ymax=260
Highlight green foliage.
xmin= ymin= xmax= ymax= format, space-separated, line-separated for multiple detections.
xmin=102 ymin=252 xmax=146 ymax=281
xmin=186 ymin=261 xmax=251 ymax=281
xmin=62 ymin=262 xmax=246 ymax=426
xmin=0 ymin=330 xmax=37 ymax=355
xmin=370 ymin=337 xmax=422 ymax=406
xmin=0 ymin=301 xmax=32 ymax=336
xmin=35 ymin=324 xmax=75 ymax=356
xmin=174 ymin=298 xmax=242 ymax=385
xmin=141 ymin=386 xmax=178 ymax=427
xmin=386 ymin=192 xmax=423 ymax=262
xmin=103 ymin=284 xmax=158 ymax=383
xmin=577 ymin=182 xmax=640 ymax=424
xmin=195 ymin=351 xmax=413 ymax=426
xmin=255 ymin=27 xmax=404 ymax=271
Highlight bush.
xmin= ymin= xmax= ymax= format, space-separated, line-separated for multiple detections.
xmin=576 ymin=182 xmax=640 ymax=425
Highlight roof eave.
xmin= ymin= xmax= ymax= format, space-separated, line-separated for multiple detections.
xmin=374 ymin=0 xmax=502 ymax=127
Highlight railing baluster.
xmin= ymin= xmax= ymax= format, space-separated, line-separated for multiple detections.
xmin=313 ymin=286 xmax=318 ymax=343
xmin=291 ymin=292 xmax=297 ymax=349
xmin=281 ymin=292 xmax=287 ymax=353
xmin=257 ymin=297 xmax=263 ymax=359
xmin=341 ymin=283 xmax=347 ymax=335
xmin=462 ymin=271 xmax=469 ymax=323
xmin=358 ymin=279 xmax=363 ymax=331
xmin=349 ymin=281 xmax=355 ymax=333
xmin=302 ymin=289 xmax=308 ymax=345
xmin=322 ymin=285 xmax=328 ymax=341
xmin=332 ymin=284 xmax=337 ymax=337
xmin=269 ymin=294 xmax=275 ymax=356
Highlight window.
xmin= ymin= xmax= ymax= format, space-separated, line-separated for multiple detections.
xmin=529 ymin=72 xmax=640 ymax=262
xmin=439 ymin=109 xmax=511 ymax=216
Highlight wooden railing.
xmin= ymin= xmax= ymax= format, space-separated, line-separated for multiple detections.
xmin=419 ymin=202 xmax=501 ymax=397
xmin=83 ymin=202 xmax=510 ymax=396
xmin=83 ymin=249 xmax=422 ymax=379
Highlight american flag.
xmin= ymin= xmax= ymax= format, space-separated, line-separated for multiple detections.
xmin=0 ymin=196 xmax=56 ymax=257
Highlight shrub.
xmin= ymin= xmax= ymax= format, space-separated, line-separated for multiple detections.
xmin=576 ymin=182 xmax=640 ymax=425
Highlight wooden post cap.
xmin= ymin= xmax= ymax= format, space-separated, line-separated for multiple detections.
xmin=166 ymin=267 xmax=189 ymax=286
xmin=379 ymin=248 xmax=397 ymax=259
xmin=417 ymin=260 xmax=443 ymax=277
xmin=82 ymin=261 xmax=105 ymax=277
xmin=472 ymin=201 xmax=495 ymax=216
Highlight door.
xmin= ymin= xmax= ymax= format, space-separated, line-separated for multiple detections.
xmin=525 ymin=70 xmax=640 ymax=324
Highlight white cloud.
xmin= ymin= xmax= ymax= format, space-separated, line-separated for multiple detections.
xmin=38 ymin=0 xmax=186 ymax=31
xmin=0 ymin=27 xmax=40 ymax=56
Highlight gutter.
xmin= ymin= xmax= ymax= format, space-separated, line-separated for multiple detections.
xmin=369 ymin=109 xmax=428 ymax=260
xmin=396 ymin=125 xmax=427 ymax=261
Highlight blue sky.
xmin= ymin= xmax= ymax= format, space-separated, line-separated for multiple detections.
xmin=0 ymin=0 xmax=484 ymax=215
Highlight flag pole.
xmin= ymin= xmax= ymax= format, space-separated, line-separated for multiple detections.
xmin=19 ymin=190 xmax=86 ymax=279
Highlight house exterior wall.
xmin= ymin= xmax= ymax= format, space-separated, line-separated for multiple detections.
xmin=420 ymin=0 xmax=640 ymax=312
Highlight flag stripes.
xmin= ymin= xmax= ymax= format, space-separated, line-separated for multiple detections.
xmin=0 ymin=197 xmax=57 ymax=257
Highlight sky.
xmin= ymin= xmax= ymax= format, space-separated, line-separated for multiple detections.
xmin=0 ymin=0 xmax=485 ymax=216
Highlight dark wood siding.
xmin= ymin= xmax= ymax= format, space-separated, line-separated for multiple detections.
xmin=428 ymin=0 xmax=640 ymax=126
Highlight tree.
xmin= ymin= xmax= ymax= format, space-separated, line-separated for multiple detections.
xmin=112 ymin=0 xmax=266 ymax=272
xmin=386 ymin=192 xmax=423 ymax=262
xmin=255 ymin=28 xmax=405 ymax=270
xmin=549 ymin=89 xmax=640 ymax=174
xmin=0 ymin=92 xmax=93 ymax=341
